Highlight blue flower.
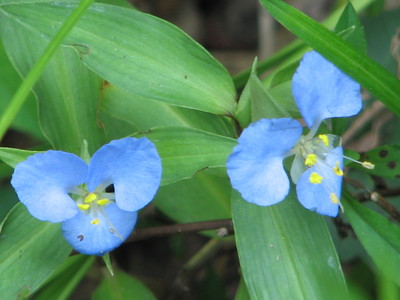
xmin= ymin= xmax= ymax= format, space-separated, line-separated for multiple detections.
xmin=227 ymin=51 xmax=368 ymax=217
xmin=11 ymin=137 xmax=162 ymax=255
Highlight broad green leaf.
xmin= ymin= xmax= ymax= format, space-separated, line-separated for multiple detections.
xmin=33 ymin=255 xmax=95 ymax=300
xmin=351 ymin=145 xmax=400 ymax=178
xmin=154 ymin=169 xmax=231 ymax=226
xmin=92 ymin=271 xmax=156 ymax=300
xmin=0 ymin=147 xmax=39 ymax=168
xmin=232 ymin=190 xmax=346 ymax=300
xmin=0 ymin=1 xmax=236 ymax=115
xmin=0 ymin=204 xmax=71 ymax=299
xmin=100 ymin=84 xmax=236 ymax=138
xmin=342 ymin=192 xmax=400 ymax=287
xmin=0 ymin=41 xmax=43 ymax=139
xmin=259 ymin=0 xmax=400 ymax=116
xmin=136 ymin=127 xmax=236 ymax=185
xmin=0 ymin=15 xmax=105 ymax=155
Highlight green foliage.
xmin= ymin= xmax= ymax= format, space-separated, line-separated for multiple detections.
xmin=0 ymin=204 xmax=71 ymax=299
xmin=92 ymin=271 xmax=157 ymax=300
xmin=343 ymin=193 xmax=400 ymax=287
xmin=353 ymin=145 xmax=400 ymax=178
xmin=135 ymin=127 xmax=236 ymax=185
xmin=1 ymin=1 xmax=236 ymax=115
xmin=232 ymin=190 xmax=346 ymax=300
xmin=0 ymin=0 xmax=399 ymax=298
xmin=259 ymin=0 xmax=400 ymax=117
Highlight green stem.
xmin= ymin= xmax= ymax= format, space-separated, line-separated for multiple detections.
xmin=0 ymin=0 xmax=94 ymax=141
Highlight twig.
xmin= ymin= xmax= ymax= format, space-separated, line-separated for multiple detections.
xmin=126 ymin=219 xmax=234 ymax=243
xmin=370 ymin=192 xmax=400 ymax=223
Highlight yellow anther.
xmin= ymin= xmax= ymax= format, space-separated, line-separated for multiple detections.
xmin=330 ymin=193 xmax=340 ymax=204
xmin=305 ymin=154 xmax=317 ymax=166
xmin=77 ymin=203 xmax=90 ymax=210
xmin=309 ymin=172 xmax=323 ymax=184
xmin=97 ymin=199 xmax=110 ymax=206
xmin=84 ymin=193 xmax=98 ymax=204
xmin=91 ymin=218 xmax=100 ymax=225
xmin=333 ymin=162 xmax=344 ymax=176
xmin=318 ymin=134 xmax=329 ymax=146
xmin=362 ymin=161 xmax=375 ymax=169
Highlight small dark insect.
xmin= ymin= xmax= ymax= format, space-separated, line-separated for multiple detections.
xmin=109 ymin=228 xmax=115 ymax=234
xmin=77 ymin=235 xmax=84 ymax=241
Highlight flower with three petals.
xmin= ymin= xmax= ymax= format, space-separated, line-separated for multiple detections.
xmin=11 ymin=137 xmax=162 ymax=255
xmin=227 ymin=51 xmax=369 ymax=217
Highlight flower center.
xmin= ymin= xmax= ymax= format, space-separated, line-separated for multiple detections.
xmin=290 ymin=134 xmax=344 ymax=204
xmin=70 ymin=185 xmax=115 ymax=226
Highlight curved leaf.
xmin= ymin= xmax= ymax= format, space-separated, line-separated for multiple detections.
xmin=0 ymin=204 xmax=71 ymax=299
xmin=232 ymin=190 xmax=347 ymax=300
xmin=0 ymin=1 xmax=236 ymax=115
xmin=135 ymin=127 xmax=236 ymax=185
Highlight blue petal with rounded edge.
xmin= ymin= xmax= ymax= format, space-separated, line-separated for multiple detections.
xmin=292 ymin=51 xmax=362 ymax=128
xmin=11 ymin=151 xmax=87 ymax=222
xmin=227 ymin=118 xmax=303 ymax=206
xmin=87 ymin=137 xmax=162 ymax=212
xmin=296 ymin=147 xmax=343 ymax=217
xmin=61 ymin=203 xmax=137 ymax=255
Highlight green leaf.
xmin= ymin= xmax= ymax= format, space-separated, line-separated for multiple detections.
xmin=92 ymin=271 xmax=156 ymax=300
xmin=0 ymin=147 xmax=39 ymax=168
xmin=363 ymin=9 xmax=400 ymax=76
xmin=0 ymin=204 xmax=71 ymax=299
xmin=0 ymin=15 xmax=106 ymax=154
xmin=232 ymin=190 xmax=347 ymax=300
xmin=100 ymin=85 xmax=236 ymax=138
xmin=351 ymin=145 xmax=400 ymax=178
xmin=342 ymin=192 xmax=400 ymax=287
xmin=334 ymin=3 xmax=367 ymax=53
xmin=33 ymin=255 xmax=95 ymax=300
xmin=1 ymin=1 xmax=236 ymax=115
xmin=136 ymin=127 xmax=236 ymax=185
xmin=0 ymin=41 xmax=43 ymax=139
xmin=236 ymin=61 xmax=297 ymax=126
xmin=234 ymin=279 xmax=251 ymax=300
xmin=154 ymin=169 xmax=231 ymax=226
xmin=259 ymin=0 xmax=400 ymax=116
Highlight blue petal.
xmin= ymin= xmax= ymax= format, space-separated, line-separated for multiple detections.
xmin=296 ymin=147 xmax=343 ymax=217
xmin=87 ymin=137 xmax=162 ymax=212
xmin=227 ymin=118 xmax=302 ymax=206
xmin=292 ymin=51 xmax=362 ymax=128
xmin=61 ymin=203 xmax=137 ymax=255
xmin=11 ymin=151 xmax=87 ymax=222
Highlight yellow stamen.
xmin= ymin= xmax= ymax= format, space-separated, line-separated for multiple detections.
xmin=333 ymin=162 xmax=343 ymax=176
xmin=91 ymin=218 xmax=100 ymax=225
xmin=330 ymin=193 xmax=340 ymax=204
xmin=305 ymin=154 xmax=317 ymax=166
xmin=318 ymin=134 xmax=329 ymax=146
xmin=362 ymin=161 xmax=375 ymax=169
xmin=77 ymin=203 xmax=90 ymax=210
xmin=309 ymin=172 xmax=323 ymax=184
xmin=84 ymin=192 xmax=98 ymax=204
xmin=97 ymin=199 xmax=110 ymax=206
